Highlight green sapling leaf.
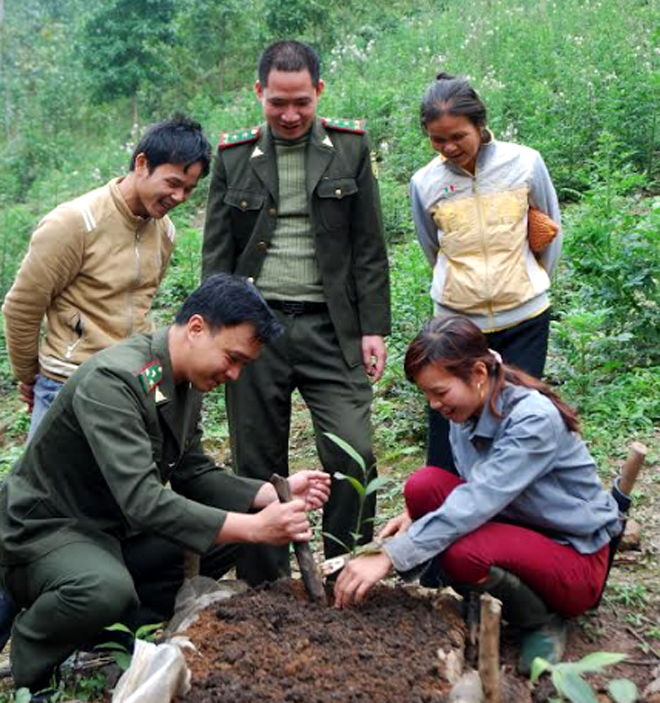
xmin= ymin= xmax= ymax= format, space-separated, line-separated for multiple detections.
xmin=530 ymin=656 xmax=552 ymax=683
xmin=608 ymin=678 xmax=638 ymax=703
xmin=321 ymin=531 xmax=351 ymax=553
xmin=557 ymin=670 xmax=598 ymax=703
xmin=334 ymin=471 xmax=366 ymax=498
xmin=135 ymin=622 xmax=164 ymax=641
xmin=104 ymin=622 xmax=133 ymax=635
xmin=365 ymin=476 xmax=390 ymax=496
xmin=324 ymin=432 xmax=366 ymax=473
xmin=570 ymin=652 xmax=626 ymax=674
xmin=112 ymin=650 xmax=133 ymax=671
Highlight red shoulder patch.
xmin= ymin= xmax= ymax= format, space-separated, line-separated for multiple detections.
xmin=321 ymin=117 xmax=366 ymax=134
xmin=218 ymin=127 xmax=261 ymax=150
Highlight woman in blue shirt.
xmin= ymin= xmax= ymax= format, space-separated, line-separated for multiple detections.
xmin=334 ymin=315 xmax=621 ymax=672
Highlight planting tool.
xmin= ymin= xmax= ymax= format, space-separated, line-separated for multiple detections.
xmin=270 ymin=473 xmax=327 ymax=605
xmin=319 ymin=540 xmax=387 ymax=577
xmin=612 ymin=441 xmax=648 ymax=514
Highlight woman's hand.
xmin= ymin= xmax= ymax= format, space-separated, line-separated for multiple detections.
xmin=333 ymin=552 xmax=393 ymax=609
xmin=377 ymin=511 xmax=412 ymax=539
xmin=288 ymin=470 xmax=331 ymax=511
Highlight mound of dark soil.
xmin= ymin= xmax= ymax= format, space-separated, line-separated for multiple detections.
xmin=181 ymin=580 xmax=466 ymax=703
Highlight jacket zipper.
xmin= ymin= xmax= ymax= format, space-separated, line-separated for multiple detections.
xmin=128 ymin=227 xmax=142 ymax=336
xmin=65 ymin=314 xmax=84 ymax=359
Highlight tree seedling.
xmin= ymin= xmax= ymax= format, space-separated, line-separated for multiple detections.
xmin=95 ymin=621 xmax=163 ymax=670
xmin=323 ymin=432 xmax=389 ymax=555
xmin=530 ymin=651 xmax=637 ymax=703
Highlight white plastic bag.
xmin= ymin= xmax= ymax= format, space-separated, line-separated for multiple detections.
xmin=111 ymin=636 xmax=195 ymax=703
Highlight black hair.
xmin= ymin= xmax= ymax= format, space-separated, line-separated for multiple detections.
xmin=258 ymin=40 xmax=321 ymax=87
xmin=129 ymin=114 xmax=212 ymax=178
xmin=420 ymin=72 xmax=488 ymax=133
xmin=175 ymin=274 xmax=283 ymax=345
xmin=405 ymin=315 xmax=580 ymax=434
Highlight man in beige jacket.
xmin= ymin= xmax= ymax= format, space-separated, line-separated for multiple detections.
xmin=2 ymin=114 xmax=211 ymax=439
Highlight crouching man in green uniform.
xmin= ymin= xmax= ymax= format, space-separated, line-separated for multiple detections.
xmin=0 ymin=273 xmax=331 ymax=695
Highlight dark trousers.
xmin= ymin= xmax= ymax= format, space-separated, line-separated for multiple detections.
xmin=226 ymin=309 xmax=376 ymax=586
xmin=2 ymin=535 xmax=235 ymax=690
xmin=427 ymin=309 xmax=551 ymax=471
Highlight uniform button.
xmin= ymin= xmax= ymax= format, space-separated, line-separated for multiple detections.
xmin=335 ymin=188 xmax=342 ymax=197
xmin=268 ymin=207 xmax=277 ymax=216
xmin=247 ymin=277 xmax=255 ymax=284
xmin=240 ymin=200 xmax=248 ymax=209
xmin=257 ymin=241 xmax=268 ymax=251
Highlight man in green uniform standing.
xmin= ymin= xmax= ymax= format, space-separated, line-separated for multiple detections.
xmin=202 ymin=40 xmax=391 ymax=585
xmin=0 ymin=274 xmax=331 ymax=695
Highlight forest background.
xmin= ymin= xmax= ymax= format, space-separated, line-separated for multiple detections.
xmin=0 ymin=0 xmax=659 ymax=693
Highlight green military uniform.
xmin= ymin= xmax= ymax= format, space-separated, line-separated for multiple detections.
xmin=0 ymin=328 xmax=263 ymax=689
xmin=202 ymin=118 xmax=391 ymax=584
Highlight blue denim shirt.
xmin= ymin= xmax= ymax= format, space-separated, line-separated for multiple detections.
xmin=385 ymin=384 xmax=622 ymax=574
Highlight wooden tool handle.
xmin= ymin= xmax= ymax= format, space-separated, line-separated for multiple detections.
xmin=270 ymin=474 xmax=327 ymax=605
xmin=619 ymin=442 xmax=648 ymax=496
xmin=271 ymin=473 xmax=293 ymax=502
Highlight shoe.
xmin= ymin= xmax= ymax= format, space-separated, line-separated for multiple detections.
xmin=518 ymin=615 xmax=567 ymax=675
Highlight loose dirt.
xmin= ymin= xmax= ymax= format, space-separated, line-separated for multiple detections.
xmin=180 ymin=580 xmax=466 ymax=703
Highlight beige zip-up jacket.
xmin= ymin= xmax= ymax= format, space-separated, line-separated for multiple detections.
xmin=410 ymin=138 xmax=561 ymax=332
xmin=2 ymin=178 xmax=175 ymax=384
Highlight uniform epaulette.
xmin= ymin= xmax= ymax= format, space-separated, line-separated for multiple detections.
xmin=321 ymin=117 xmax=366 ymax=134
xmin=218 ymin=127 xmax=261 ymax=150
xmin=137 ymin=359 xmax=163 ymax=394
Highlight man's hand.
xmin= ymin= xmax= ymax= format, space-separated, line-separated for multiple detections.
xmin=361 ymin=335 xmax=387 ymax=383
xmin=377 ymin=511 xmax=412 ymax=539
xmin=333 ymin=552 xmax=393 ymax=609
xmin=288 ymin=470 xmax=331 ymax=511
xmin=18 ymin=381 xmax=35 ymax=413
xmin=219 ymin=499 xmax=312 ymax=546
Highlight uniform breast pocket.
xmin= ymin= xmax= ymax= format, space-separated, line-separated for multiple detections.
xmin=315 ymin=178 xmax=358 ymax=231
xmin=224 ymin=189 xmax=265 ymax=241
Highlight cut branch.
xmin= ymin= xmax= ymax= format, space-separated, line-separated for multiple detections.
xmin=478 ymin=594 xmax=502 ymax=703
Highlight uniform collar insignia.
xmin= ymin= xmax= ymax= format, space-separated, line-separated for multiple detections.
xmin=251 ymin=146 xmax=264 ymax=158
xmin=321 ymin=116 xmax=366 ymax=134
xmin=218 ymin=126 xmax=261 ymax=150
xmin=154 ymin=387 xmax=168 ymax=404
xmin=322 ymin=135 xmax=333 ymax=148
xmin=137 ymin=359 xmax=163 ymax=395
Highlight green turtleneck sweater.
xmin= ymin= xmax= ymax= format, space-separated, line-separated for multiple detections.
xmin=256 ymin=133 xmax=324 ymax=302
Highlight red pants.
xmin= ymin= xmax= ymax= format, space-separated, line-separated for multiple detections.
xmin=405 ymin=467 xmax=610 ymax=618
